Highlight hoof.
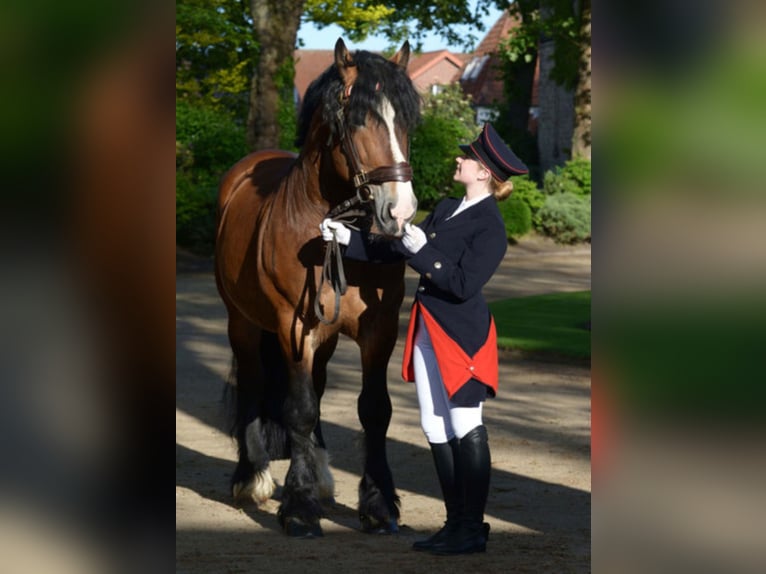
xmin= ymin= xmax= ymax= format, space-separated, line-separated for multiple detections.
xmin=283 ymin=517 xmax=323 ymax=539
xmin=231 ymin=470 xmax=275 ymax=505
xmin=232 ymin=479 xmax=252 ymax=501
xmin=360 ymin=515 xmax=398 ymax=534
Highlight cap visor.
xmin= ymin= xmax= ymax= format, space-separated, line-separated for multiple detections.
xmin=458 ymin=144 xmax=477 ymax=159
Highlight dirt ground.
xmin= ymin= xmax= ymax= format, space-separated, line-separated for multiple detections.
xmin=176 ymin=236 xmax=591 ymax=573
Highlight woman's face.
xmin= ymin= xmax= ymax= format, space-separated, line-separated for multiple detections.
xmin=454 ymin=155 xmax=487 ymax=184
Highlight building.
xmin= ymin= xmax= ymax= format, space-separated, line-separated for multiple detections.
xmin=293 ymin=48 xmax=468 ymax=108
xmin=406 ymin=50 xmax=468 ymax=95
xmin=294 ymin=14 xmax=538 ymax=128
xmin=459 ymin=10 xmax=532 ymax=127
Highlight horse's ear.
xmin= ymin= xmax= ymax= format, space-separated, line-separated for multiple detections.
xmin=390 ymin=40 xmax=410 ymax=70
xmin=334 ymin=38 xmax=355 ymax=73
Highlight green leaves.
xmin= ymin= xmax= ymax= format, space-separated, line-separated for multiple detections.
xmin=176 ymin=0 xmax=255 ymax=119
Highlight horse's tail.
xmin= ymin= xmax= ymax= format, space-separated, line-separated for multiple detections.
xmin=222 ymin=330 xmax=292 ymax=460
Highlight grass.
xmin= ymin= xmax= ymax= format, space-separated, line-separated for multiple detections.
xmin=489 ymin=290 xmax=591 ymax=360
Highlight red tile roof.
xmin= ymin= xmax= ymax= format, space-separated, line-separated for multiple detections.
xmin=408 ymin=50 xmax=465 ymax=82
xmin=475 ymin=10 xmax=519 ymax=56
xmin=294 ymin=48 xmax=468 ymax=102
xmin=293 ymin=50 xmax=335 ymax=105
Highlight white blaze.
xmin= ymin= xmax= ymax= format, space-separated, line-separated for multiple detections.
xmin=379 ymin=97 xmax=416 ymax=226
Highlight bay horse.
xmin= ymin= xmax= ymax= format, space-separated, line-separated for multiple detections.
xmin=214 ymin=38 xmax=421 ymax=537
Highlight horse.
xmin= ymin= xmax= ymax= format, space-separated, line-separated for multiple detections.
xmin=214 ymin=38 xmax=421 ymax=538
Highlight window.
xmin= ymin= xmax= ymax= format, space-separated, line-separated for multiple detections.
xmin=460 ymin=55 xmax=489 ymax=81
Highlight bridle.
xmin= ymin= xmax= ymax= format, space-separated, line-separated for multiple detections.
xmin=325 ymin=93 xmax=413 ymax=218
xmin=314 ymin=91 xmax=414 ymax=325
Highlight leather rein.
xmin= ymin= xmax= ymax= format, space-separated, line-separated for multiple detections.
xmin=314 ymin=100 xmax=413 ymax=325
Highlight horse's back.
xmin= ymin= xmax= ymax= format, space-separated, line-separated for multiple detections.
xmin=218 ymin=149 xmax=297 ymax=214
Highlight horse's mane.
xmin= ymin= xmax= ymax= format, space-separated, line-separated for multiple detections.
xmin=295 ymin=50 xmax=422 ymax=148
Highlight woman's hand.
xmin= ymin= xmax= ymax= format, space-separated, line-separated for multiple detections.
xmin=319 ymin=218 xmax=351 ymax=246
xmin=402 ymin=223 xmax=427 ymax=254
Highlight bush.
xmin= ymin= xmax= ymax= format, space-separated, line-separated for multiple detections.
xmin=537 ymin=192 xmax=591 ymax=244
xmin=177 ymin=100 xmax=249 ymax=255
xmin=509 ymin=175 xmax=546 ymax=229
xmin=543 ymin=158 xmax=591 ymax=197
xmin=410 ymin=116 xmax=466 ymax=208
xmin=176 ymin=171 xmax=219 ymax=254
xmin=176 ymin=100 xmax=249 ymax=174
xmin=410 ymin=85 xmax=478 ymax=210
xmin=560 ymin=157 xmax=591 ymax=195
xmin=497 ymin=195 xmax=532 ymax=238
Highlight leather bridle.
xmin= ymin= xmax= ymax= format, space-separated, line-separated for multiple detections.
xmin=314 ymin=94 xmax=414 ymax=325
xmin=326 ymin=101 xmax=413 ymax=218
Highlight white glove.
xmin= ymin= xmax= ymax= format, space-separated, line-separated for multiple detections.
xmin=319 ymin=218 xmax=351 ymax=246
xmin=401 ymin=223 xmax=427 ymax=254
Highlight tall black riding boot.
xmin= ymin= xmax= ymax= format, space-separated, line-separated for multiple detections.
xmin=412 ymin=438 xmax=462 ymax=551
xmin=430 ymin=425 xmax=491 ymax=555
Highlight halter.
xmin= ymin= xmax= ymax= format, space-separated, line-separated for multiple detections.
xmin=314 ymin=91 xmax=414 ymax=325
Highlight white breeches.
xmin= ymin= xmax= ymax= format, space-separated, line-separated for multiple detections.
xmin=412 ymin=315 xmax=483 ymax=444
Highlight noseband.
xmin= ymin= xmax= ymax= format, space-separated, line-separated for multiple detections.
xmin=315 ymin=96 xmax=414 ymax=325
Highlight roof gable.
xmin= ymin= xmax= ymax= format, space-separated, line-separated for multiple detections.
xmin=460 ymin=10 xmax=521 ymax=107
xmin=294 ymin=48 xmax=468 ymax=101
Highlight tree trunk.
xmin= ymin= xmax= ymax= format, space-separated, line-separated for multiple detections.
xmin=571 ymin=0 xmax=591 ymax=160
xmin=248 ymin=0 xmax=304 ymax=151
xmin=536 ymin=1 xmax=575 ymax=173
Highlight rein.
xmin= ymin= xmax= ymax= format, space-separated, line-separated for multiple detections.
xmin=314 ymin=213 xmax=360 ymax=325
xmin=314 ymin=98 xmax=413 ymax=325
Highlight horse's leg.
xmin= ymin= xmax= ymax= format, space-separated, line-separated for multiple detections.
xmin=311 ymin=333 xmax=339 ymax=502
xmin=225 ymin=309 xmax=279 ymax=504
xmin=356 ymin=324 xmax=400 ymax=534
xmin=275 ymin=327 xmax=325 ymax=537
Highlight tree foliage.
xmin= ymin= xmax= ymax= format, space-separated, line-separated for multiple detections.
xmin=499 ymin=0 xmax=586 ymax=90
xmin=302 ymin=0 xmax=499 ymax=51
xmin=176 ymin=0 xmax=256 ymax=120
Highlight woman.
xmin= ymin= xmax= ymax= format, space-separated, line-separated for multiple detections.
xmin=320 ymin=123 xmax=528 ymax=555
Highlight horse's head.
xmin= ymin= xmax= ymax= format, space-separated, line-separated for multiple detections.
xmin=298 ymin=38 xmax=422 ymax=237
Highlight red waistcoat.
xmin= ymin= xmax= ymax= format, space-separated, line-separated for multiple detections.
xmin=401 ymin=301 xmax=499 ymax=398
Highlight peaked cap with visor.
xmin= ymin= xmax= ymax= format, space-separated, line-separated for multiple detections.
xmin=459 ymin=123 xmax=528 ymax=181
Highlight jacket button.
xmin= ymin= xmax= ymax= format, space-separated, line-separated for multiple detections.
xmin=434 ymin=261 xmax=442 ymax=269
xmin=429 ymin=232 xmax=436 ymax=239
xmin=417 ymin=286 xmax=425 ymax=293
xmin=425 ymin=272 xmax=432 ymax=279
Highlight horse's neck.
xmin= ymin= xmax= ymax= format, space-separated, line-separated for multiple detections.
xmin=273 ymin=153 xmax=326 ymax=222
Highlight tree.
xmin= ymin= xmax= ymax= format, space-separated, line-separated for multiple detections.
xmin=571 ymin=0 xmax=591 ymax=159
xmin=499 ymin=0 xmax=591 ymax=172
xmin=247 ymin=1 xmax=305 ymax=150
xmin=176 ymin=0 xmax=256 ymax=121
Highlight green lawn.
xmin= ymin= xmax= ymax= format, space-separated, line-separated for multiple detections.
xmin=489 ymin=290 xmax=591 ymax=360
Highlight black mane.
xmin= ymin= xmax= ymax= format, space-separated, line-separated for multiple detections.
xmin=295 ymin=49 xmax=422 ymax=148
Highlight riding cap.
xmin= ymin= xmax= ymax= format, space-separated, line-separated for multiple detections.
xmin=459 ymin=123 xmax=528 ymax=180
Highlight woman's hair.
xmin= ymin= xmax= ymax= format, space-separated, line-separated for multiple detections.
xmin=489 ymin=177 xmax=514 ymax=201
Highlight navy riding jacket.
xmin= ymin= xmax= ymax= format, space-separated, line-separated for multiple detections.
xmin=344 ymin=195 xmax=507 ymax=357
